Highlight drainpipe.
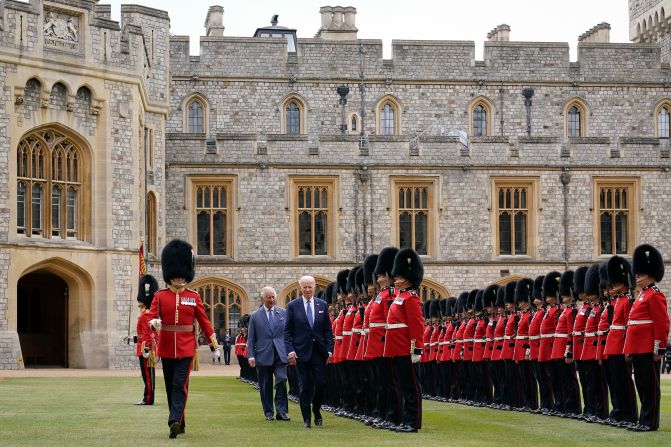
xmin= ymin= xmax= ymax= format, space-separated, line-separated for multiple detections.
xmin=354 ymin=172 xmax=360 ymax=262
xmin=560 ymin=168 xmax=571 ymax=271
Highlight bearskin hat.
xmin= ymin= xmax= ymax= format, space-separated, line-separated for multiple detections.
xmin=515 ymin=278 xmax=534 ymax=304
xmin=533 ymin=275 xmax=545 ymax=303
xmin=542 ymin=271 xmax=562 ymax=301
xmin=474 ymin=290 xmax=484 ymax=312
xmin=633 ymin=243 xmax=665 ymax=283
xmin=457 ymin=291 xmax=469 ymax=313
xmin=574 ymin=267 xmax=589 ymax=296
xmin=391 ymin=248 xmax=424 ymax=289
xmin=495 ymin=286 xmax=506 ymax=308
xmin=347 ymin=265 xmax=362 ymax=294
xmin=607 ymin=255 xmax=633 ymax=288
xmin=423 ymin=300 xmax=431 ymax=319
xmin=559 ymin=270 xmax=575 ymax=298
xmin=599 ymin=263 xmax=609 ymax=298
xmin=161 ymin=239 xmax=195 ymax=284
xmin=137 ymin=274 xmax=159 ymax=308
xmin=336 ymin=269 xmax=350 ymax=295
xmin=467 ymin=289 xmax=478 ymax=310
xmin=483 ymin=284 xmax=499 ymax=308
xmin=504 ymin=280 xmax=517 ymax=304
xmin=439 ymin=298 xmax=448 ymax=318
xmin=363 ymin=254 xmax=379 ymax=287
xmin=374 ymin=247 xmax=399 ymax=279
xmin=430 ymin=299 xmax=441 ymax=318
xmin=323 ymin=282 xmax=335 ymax=305
xmin=446 ymin=297 xmax=457 ymax=317
xmin=355 ymin=266 xmax=365 ymax=294
xmin=584 ymin=263 xmax=601 ymax=297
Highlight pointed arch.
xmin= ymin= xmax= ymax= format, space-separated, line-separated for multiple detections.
xmin=182 ymin=92 xmax=209 ymax=134
xmin=349 ymin=112 xmax=360 ymax=133
xmin=494 ymin=274 xmax=529 ymax=286
xmin=280 ymin=93 xmax=307 ymax=134
xmin=375 ymin=95 xmax=402 ymax=136
xmin=279 ymin=275 xmax=331 ymax=307
xmin=654 ymin=98 xmax=671 ymax=138
xmin=189 ymin=276 xmax=250 ymax=337
xmin=562 ymin=97 xmax=589 ymax=139
xmin=418 ymin=277 xmax=451 ymax=302
xmin=468 ymin=95 xmax=495 ymax=137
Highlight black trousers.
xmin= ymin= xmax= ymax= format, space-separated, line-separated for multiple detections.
xmin=138 ymin=356 xmax=155 ymax=405
xmin=584 ymin=359 xmax=609 ymax=420
xmin=575 ymin=360 xmax=592 ymax=416
xmin=222 ymin=346 xmax=231 ymax=365
xmin=162 ymin=357 xmax=193 ymax=428
xmin=489 ymin=360 xmax=503 ymax=404
xmin=546 ymin=360 xmax=566 ymax=412
xmin=372 ymin=357 xmax=392 ymax=420
xmin=256 ymin=349 xmax=288 ymax=417
xmin=473 ymin=361 xmax=493 ymax=404
xmin=606 ymin=355 xmax=638 ymax=423
xmin=392 ymin=356 xmax=422 ymax=429
xmin=361 ymin=360 xmax=376 ymax=416
xmin=295 ymin=352 xmax=327 ymax=423
xmin=340 ymin=360 xmax=355 ymax=412
xmin=556 ymin=359 xmax=581 ymax=414
xmin=533 ymin=360 xmax=554 ymax=410
xmin=632 ymin=353 xmax=662 ymax=430
xmin=504 ymin=359 xmax=522 ymax=408
xmin=518 ymin=360 xmax=538 ymax=410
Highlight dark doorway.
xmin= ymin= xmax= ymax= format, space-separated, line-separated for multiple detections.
xmin=18 ymin=271 xmax=68 ymax=367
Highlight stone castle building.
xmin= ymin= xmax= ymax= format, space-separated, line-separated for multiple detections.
xmin=0 ymin=0 xmax=670 ymax=369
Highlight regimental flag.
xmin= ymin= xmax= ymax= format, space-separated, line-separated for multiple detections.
xmin=139 ymin=240 xmax=147 ymax=277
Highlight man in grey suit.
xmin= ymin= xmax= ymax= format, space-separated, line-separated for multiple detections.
xmin=247 ymin=286 xmax=290 ymax=421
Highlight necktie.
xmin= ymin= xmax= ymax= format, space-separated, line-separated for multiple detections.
xmin=268 ymin=308 xmax=274 ymax=327
xmin=306 ymin=300 xmax=314 ymax=328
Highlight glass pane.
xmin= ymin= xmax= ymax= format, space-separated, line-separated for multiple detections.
xmin=498 ymin=189 xmax=504 ymax=208
xmin=17 ymin=182 xmax=26 ymax=231
xmin=315 ymin=211 xmax=327 ymax=255
xmin=305 ymin=188 xmax=311 ymax=208
xmin=229 ymin=304 xmax=241 ymax=336
xmin=298 ymin=211 xmax=312 ymax=255
xmin=514 ymin=212 xmax=527 ymax=255
xmin=67 ymin=188 xmax=77 ymax=235
xmin=188 ymin=101 xmax=203 ymax=133
xmin=505 ymin=189 xmax=511 ymax=209
xmin=499 ymin=212 xmax=511 ymax=255
xmin=399 ymin=188 xmax=405 ymax=208
xmin=204 ymin=186 xmax=211 ymax=208
xmin=600 ymin=189 xmax=605 ymax=209
xmin=615 ymin=189 xmax=620 ymax=209
xmin=421 ymin=188 xmax=428 ymax=208
xmin=314 ymin=188 xmax=320 ymax=208
xmin=213 ymin=187 xmax=220 ymax=208
xmin=32 ymin=184 xmax=43 ymax=235
xmin=382 ymin=104 xmax=394 ymax=135
xmin=600 ymin=213 xmax=613 ymax=255
xmin=659 ymin=107 xmax=670 ymax=138
xmin=606 ymin=189 xmax=612 ymax=208
xmin=197 ymin=211 xmax=210 ymax=255
xmin=221 ymin=187 xmax=227 ymax=208
xmin=351 ymin=116 xmax=357 ymax=131
xmin=197 ymin=187 xmax=203 ymax=208
xmin=615 ymin=212 xmax=628 ymax=254
xmin=212 ymin=211 xmax=226 ymax=255
xmin=19 ymin=147 xmax=28 ymax=177
xmin=286 ymin=102 xmax=300 ymax=134
xmin=52 ymin=187 xmax=61 ymax=235
xmin=399 ymin=212 xmax=412 ymax=249
xmin=214 ymin=306 xmax=225 ymax=338
xmin=405 ymin=188 xmax=411 ymax=209
xmin=415 ymin=212 xmax=427 ymax=255
xmin=621 ymin=189 xmax=627 ymax=209
xmin=413 ymin=188 xmax=419 ymax=208
xmin=473 ymin=104 xmax=486 ymax=137
xmin=514 ymin=189 xmax=519 ymax=208
xmin=521 ymin=189 xmax=527 ymax=208
xmin=298 ymin=188 xmax=304 ymax=208
xmin=568 ymin=106 xmax=581 ymax=138
xmin=321 ymin=189 xmax=327 ymax=208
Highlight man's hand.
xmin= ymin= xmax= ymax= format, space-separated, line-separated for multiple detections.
xmin=288 ymin=352 xmax=297 ymax=365
xmin=654 ymin=354 xmax=662 ymax=362
xmin=142 ymin=348 xmax=150 ymax=359
xmin=625 ymin=354 xmax=632 ymax=362
xmin=249 ymin=358 xmax=256 ymax=368
xmin=149 ymin=319 xmax=161 ymax=331
xmin=411 ymin=354 xmax=421 ymax=363
xmin=565 ymin=357 xmax=573 ymax=364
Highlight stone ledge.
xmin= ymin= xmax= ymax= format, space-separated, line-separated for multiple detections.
xmin=266 ymin=134 xmax=308 ymax=142
xmin=368 ymin=135 xmax=409 ymax=143
xmin=166 ymin=133 xmax=205 ymax=140
xmin=568 ymin=137 xmax=610 ymax=144
xmin=470 ymin=136 xmax=510 ymax=144
xmin=619 ymin=137 xmax=661 ymax=145
xmin=5 ymin=0 xmax=38 ymax=13
xmin=318 ymin=134 xmax=360 ymax=142
xmin=120 ymin=4 xmax=170 ymax=20
xmin=519 ymin=136 xmax=560 ymax=144
xmin=215 ymin=133 xmax=257 ymax=141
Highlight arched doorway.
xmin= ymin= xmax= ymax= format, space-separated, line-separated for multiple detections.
xmin=190 ymin=277 xmax=249 ymax=339
xmin=17 ymin=270 xmax=68 ymax=367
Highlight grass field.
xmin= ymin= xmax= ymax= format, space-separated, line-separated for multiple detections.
xmin=0 ymin=375 xmax=670 ymax=447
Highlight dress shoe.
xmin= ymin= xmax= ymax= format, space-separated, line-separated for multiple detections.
xmin=314 ymin=418 xmax=323 ymax=426
xmin=303 ymin=421 xmax=311 ymax=429
xmin=265 ymin=415 xmax=274 ymax=421
xmin=169 ymin=421 xmax=182 ymax=439
xmin=395 ymin=424 xmax=418 ymax=433
xmin=276 ymin=413 xmax=290 ymax=421
xmin=135 ymin=400 xmax=147 ymax=405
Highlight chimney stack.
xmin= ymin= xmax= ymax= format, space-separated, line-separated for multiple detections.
xmin=205 ymin=5 xmax=225 ymax=37
xmin=579 ymin=22 xmax=611 ymax=43
xmin=487 ymin=24 xmax=511 ymax=42
xmin=316 ymin=6 xmax=358 ymax=40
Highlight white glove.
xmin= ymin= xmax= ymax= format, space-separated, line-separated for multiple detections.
xmin=142 ymin=348 xmax=150 ymax=359
xmin=411 ymin=354 xmax=421 ymax=363
xmin=149 ymin=319 xmax=161 ymax=331
xmin=213 ymin=348 xmax=221 ymax=359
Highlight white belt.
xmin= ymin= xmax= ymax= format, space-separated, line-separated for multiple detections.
xmin=369 ymin=322 xmax=387 ymax=328
xmin=503 ymin=336 xmax=512 ymax=340
xmin=494 ymin=337 xmax=504 ymax=341
xmin=628 ymin=320 xmax=653 ymax=326
xmin=474 ymin=338 xmax=486 ymax=343
xmin=540 ymin=334 xmax=554 ymax=339
xmin=554 ymin=333 xmax=569 ymax=338
xmin=352 ymin=329 xmax=364 ymax=335
xmin=529 ymin=335 xmax=540 ymax=340
xmin=438 ymin=342 xmax=447 ymax=346
xmin=335 ymin=336 xmax=343 ymax=340
xmin=610 ymin=325 xmax=626 ymax=330
xmin=429 ymin=342 xmax=437 ymax=346
xmin=571 ymin=331 xmax=583 ymax=337
xmin=463 ymin=338 xmax=474 ymax=342
xmin=516 ymin=336 xmax=529 ymax=340
xmin=485 ymin=338 xmax=493 ymax=343
xmin=387 ymin=323 xmax=408 ymax=329
xmin=584 ymin=332 xmax=596 ymax=337
xmin=342 ymin=331 xmax=353 ymax=336
xmin=596 ymin=330 xmax=608 ymax=336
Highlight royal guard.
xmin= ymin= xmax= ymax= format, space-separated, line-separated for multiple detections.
xmin=436 ymin=298 xmax=450 ymax=401
xmin=371 ymin=247 xmax=399 ymax=430
xmin=552 ymin=270 xmax=581 ymax=417
xmin=125 ymin=274 xmax=159 ymax=405
xmin=442 ymin=298 xmax=458 ymax=401
xmin=348 ymin=267 xmax=366 ymax=418
xmin=596 ymin=263 xmax=615 ymax=424
xmin=462 ymin=290 xmax=478 ymax=403
xmin=482 ymin=285 xmax=499 ymax=407
xmin=539 ymin=271 xmax=561 ymax=415
xmin=332 ymin=268 xmax=350 ymax=412
xmin=571 ymin=267 xmax=591 ymax=419
xmin=501 ymin=281 xmax=520 ymax=409
xmin=147 ymin=239 xmax=219 ymax=439
xmin=339 ymin=266 xmax=360 ymax=417
xmin=323 ymin=282 xmax=339 ymax=411
xmin=452 ymin=292 xmax=468 ymax=402
xmin=472 ymin=290 xmax=492 ymax=405
xmin=513 ymin=278 xmax=537 ymax=411
xmin=420 ymin=301 xmax=432 ymax=395
xmin=358 ymin=255 xmax=378 ymax=423
xmin=427 ymin=299 xmax=442 ymax=398
xmin=529 ymin=275 xmax=552 ymax=413
xmin=581 ymin=263 xmax=609 ymax=422
xmin=491 ymin=287 xmax=507 ymax=407
xmin=605 ymin=256 xmax=639 ymax=427
xmin=624 ymin=244 xmax=670 ymax=432
xmin=384 ymin=248 xmax=425 ymax=432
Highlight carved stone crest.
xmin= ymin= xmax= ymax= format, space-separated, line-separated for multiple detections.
xmin=43 ymin=9 xmax=80 ymax=52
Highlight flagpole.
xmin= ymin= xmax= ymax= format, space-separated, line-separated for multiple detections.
xmin=129 ymin=239 xmax=147 ymax=337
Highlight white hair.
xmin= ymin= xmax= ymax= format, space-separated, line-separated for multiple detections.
xmin=261 ymin=286 xmax=276 ymax=297
xmin=299 ymin=275 xmax=315 ymax=287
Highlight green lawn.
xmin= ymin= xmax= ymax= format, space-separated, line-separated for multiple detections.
xmin=0 ymin=375 xmax=670 ymax=447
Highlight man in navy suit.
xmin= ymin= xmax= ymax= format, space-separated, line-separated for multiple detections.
xmin=248 ymin=287 xmax=290 ymax=421
xmin=284 ymin=275 xmax=335 ymax=428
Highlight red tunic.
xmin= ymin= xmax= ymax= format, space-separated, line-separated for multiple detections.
xmin=441 ymin=322 xmax=455 ymax=362
xmin=572 ymin=304 xmax=590 ymax=361
xmin=234 ymin=334 xmax=243 ymax=356
xmin=483 ymin=316 xmax=496 ymax=360
xmin=528 ymin=308 xmax=544 ymax=361
xmin=551 ymin=305 xmax=576 ymax=360
xmin=436 ymin=324 xmax=447 ymax=361
xmin=421 ymin=325 xmax=432 ymax=363
xmin=463 ymin=318 xmax=476 ymax=361
xmin=513 ymin=310 xmax=532 ymax=361
xmin=580 ymin=304 xmax=601 ymax=361
xmin=596 ymin=301 xmax=612 ymax=361
xmin=472 ymin=318 xmax=487 ymax=362
xmin=383 ymin=288 xmax=424 ymax=357
xmin=147 ymin=288 xmax=215 ymax=359
xmin=365 ymin=288 xmax=392 ymax=360
xmin=492 ymin=315 xmax=506 ymax=361
xmin=356 ymin=300 xmax=372 ymax=361
xmin=624 ymin=285 xmax=670 ymax=355
xmin=604 ymin=293 xmax=631 ymax=356
xmin=347 ymin=306 xmax=364 ymax=361
xmin=501 ymin=313 xmax=517 ymax=361
xmin=332 ymin=309 xmax=345 ymax=363
xmin=429 ymin=324 xmax=441 ymax=362
xmin=539 ymin=305 xmax=560 ymax=362
xmin=452 ymin=321 xmax=466 ymax=361
xmin=135 ymin=310 xmax=155 ymax=356
xmin=341 ymin=305 xmax=356 ymax=360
